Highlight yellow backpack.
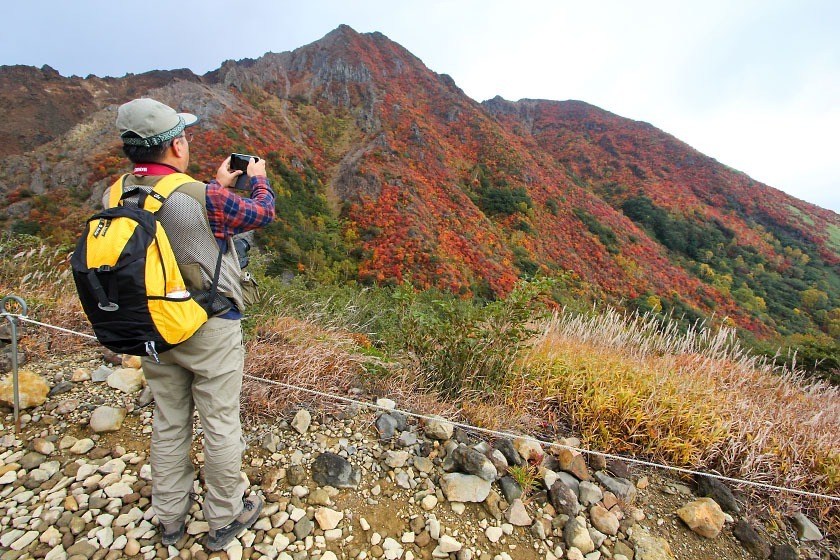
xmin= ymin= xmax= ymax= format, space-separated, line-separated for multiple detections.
xmin=71 ymin=173 xmax=219 ymax=361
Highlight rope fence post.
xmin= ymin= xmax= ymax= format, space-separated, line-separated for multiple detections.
xmin=1 ymin=295 xmax=28 ymax=434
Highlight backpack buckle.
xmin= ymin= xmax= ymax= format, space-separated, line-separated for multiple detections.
xmin=145 ymin=341 xmax=160 ymax=363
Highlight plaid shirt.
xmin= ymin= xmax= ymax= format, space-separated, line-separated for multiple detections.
xmin=206 ymin=175 xmax=275 ymax=239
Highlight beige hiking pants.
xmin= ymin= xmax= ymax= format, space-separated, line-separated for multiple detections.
xmin=142 ymin=317 xmax=247 ymax=530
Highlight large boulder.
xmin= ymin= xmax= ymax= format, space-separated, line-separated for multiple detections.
xmin=424 ymin=415 xmax=454 ymax=441
xmin=548 ymin=479 xmax=581 ymax=517
xmin=451 ymin=444 xmax=498 ymax=481
xmin=107 ymin=368 xmax=145 ymax=394
xmin=677 ymin=497 xmax=726 ymax=538
xmin=312 ymin=452 xmax=360 ymax=488
xmin=89 ymin=406 xmax=127 ymax=433
xmin=440 ymin=473 xmax=492 ymax=503
xmin=694 ymin=474 xmax=740 ymax=513
xmin=0 ymin=370 xmax=49 ymax=409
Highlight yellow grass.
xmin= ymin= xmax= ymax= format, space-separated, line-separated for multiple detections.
xmin=523 ymin=309 xmax=839 ymax=532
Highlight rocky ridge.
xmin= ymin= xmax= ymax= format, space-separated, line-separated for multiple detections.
xmin=0 ymin=350 xmax=832 ymax=560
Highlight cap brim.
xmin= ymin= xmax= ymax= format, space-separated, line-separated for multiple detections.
xmin=179 ymin=113 xmax=199 ymax=128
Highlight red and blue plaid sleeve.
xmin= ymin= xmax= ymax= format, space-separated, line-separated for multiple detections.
xmin=205 ymin=176 xmax=275 ymax=238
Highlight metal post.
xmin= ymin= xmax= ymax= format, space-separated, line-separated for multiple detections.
xmin=1 ymin=295 xmax=27 ymax=435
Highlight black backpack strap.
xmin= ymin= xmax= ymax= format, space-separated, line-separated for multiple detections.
xmin=207 ymin=246 xmax=227 ymax=314
xmin=86 ymin=270 xmax=119 ymax=311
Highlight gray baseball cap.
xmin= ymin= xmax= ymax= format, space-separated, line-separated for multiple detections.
xmin=116 ymin=98 xmax=198 ymax=147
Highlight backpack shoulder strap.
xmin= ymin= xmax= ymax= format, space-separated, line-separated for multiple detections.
xmin=150 ymin=174 xmax=210 ymax=225
xmin=106 ymin=175 xmax=130 ymax=209
xmin=143 ymin=173 xmax=197 ymax=213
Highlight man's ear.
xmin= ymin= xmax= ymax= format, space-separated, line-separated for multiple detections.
xmin=171 ymin=137 xmax=187 ymax=159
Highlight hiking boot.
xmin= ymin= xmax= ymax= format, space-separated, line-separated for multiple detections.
xmin=206 ymin=494 xmax=264 ymax=551
xmin=160 ymin=493 xmax=197 ymax=546
xmin=160 ymin=521 xmax=185 ymax=546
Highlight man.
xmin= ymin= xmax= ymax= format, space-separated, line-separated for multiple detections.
xmin=109 ymin=98 xmax=274 ymax=550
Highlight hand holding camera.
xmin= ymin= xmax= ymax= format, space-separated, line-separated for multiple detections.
xmin=215 ymin=153 xmax=265 ymax=189
xmin=230 ymin=153 xmax=265 ymax=190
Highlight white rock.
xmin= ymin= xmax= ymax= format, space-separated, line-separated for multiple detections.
xmin=58 ymin=436 xmax=78 ymax=450
xmin=107 ymin=368 xmax=145 ymax=394
xmin=0 ymin=470 xmax=17 ymax=484
xmin=11 ymin=530 xmax=39 ymax=551
xmin=506 ymin=498 xmax=531 ymax=526
xmin=40 ymin=526 xmax=62 ymax=547
xmin=315 ymin=507 xmax=344 ymax=530
xmin=544 ymin=469 xmax=559 ymax=490
xmin=382 ymin=537 xmax=404 ymax=560
xmin=438 ymin=535 xmax=462 ymax=553
xmin=428 ymin=518 xmax=441 ymax=540
xmin=227 ymin=543 xmax=244 ymax=560
xmin=1 ymin=530 xmax=25 ymax=548
xmin=376 ymin=398 xmax=397 ymax=410
xmin=291 ymin=409 xmax=312 ymax=435
xmin=89 ymin=406 xmax=127 ymax=433
xmin=111 ymin=535 xmax=128 ymax=550
xmin=32 ymin=438 xmax=55 ymax=455
xmin=98 ymin=459 xmax=126 ymax=476
xmin=486 ymin=526 xmax=503 ymax=543
xmin=421 ymin=495 xmax=438 ymax=510
xmin=187 ymin=521 xmax=210 ymax=535
xmin=104 ymin=483 xmax=133 ymax=498
xmin=241 ymin=531 xmax=256 ymax=548
xmin=273 ymin=534 xmax=290 ymax=550
xmin=44 ymin=544 xmax=67 ymax=560
xmin=566 ymin=548 xmax=585 ymax=560
xmin=290 ymin=508 xmax=306 ymax=522
xmin=97 ymin=527 xmax=114 ymax=548
xmin=40 ymin=461 xmax=61 ymax=478
xmin=115 ymin=508 xmax=144 ymax=527
xmin=424 ymin=415 xmax=454 ymax=440
xmin=70 ymin=438 xmax=95 ymax=454
xmin=385 ymin=451 xmax=410 ymax=468
xmin=440 ymin=473 xmax=491 ymax=503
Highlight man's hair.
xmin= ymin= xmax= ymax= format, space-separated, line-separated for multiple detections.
xmin=121 ymin=138 xmax=175 ymax=164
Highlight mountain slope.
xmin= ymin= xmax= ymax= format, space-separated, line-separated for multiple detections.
xmin=0 ymin=25 xmax=837 ymax=342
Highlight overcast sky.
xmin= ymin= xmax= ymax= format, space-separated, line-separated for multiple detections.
xmin=2 ymin=0 xmax=838 ymax=212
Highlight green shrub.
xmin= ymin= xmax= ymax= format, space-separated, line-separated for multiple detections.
xmin=391 ymin=278 xmax=553 ymax=399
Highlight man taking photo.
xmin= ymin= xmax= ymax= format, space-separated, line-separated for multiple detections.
xmin=108 ymin=97 xmax=275 ymax=551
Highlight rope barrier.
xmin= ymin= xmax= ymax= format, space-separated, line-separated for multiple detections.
xmin=13 ymin=316 xmax=97 ymax=340
xmin=242 ymin=374 xmax=840 ymax=503
xmin=4 ymin=311 xmax=840 ymax=503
